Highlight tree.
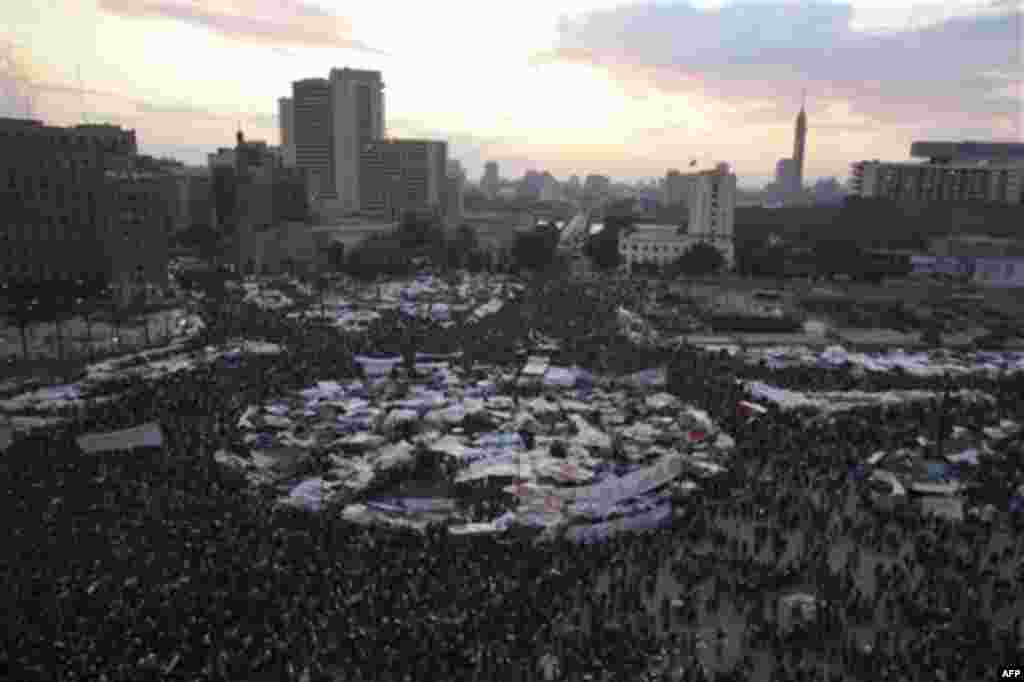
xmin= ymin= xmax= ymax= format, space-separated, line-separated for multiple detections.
xmin=512 ymin=229 xmax=556 ymax=272
xmin=672 ymin=242 xmax=726 ymax=277
xmin=584 ymin=215 xmax=631 ymax=271
xmin=813 ymin=239 xmax=864 ymax=279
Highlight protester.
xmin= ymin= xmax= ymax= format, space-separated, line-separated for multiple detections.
xmin=3 ymin=272 xmax=1023 ymax=682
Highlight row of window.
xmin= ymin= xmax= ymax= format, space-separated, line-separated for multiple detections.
xmin=1 ymin=221 xmax=88 ymax=241
xmin=620 ymin=243 xmax=688 ymax=254
xmin=0 ymin=261 xmax=95 ymax=279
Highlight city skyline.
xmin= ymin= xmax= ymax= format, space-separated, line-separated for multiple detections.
xmin=1 ymin=0 xmax=1020 ymax=187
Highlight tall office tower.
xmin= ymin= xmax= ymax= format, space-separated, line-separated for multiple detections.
xmin=292 ymin=78 xmax=333 ymax=202
xmin=277 ymin=97 xmax=296 ymax=167
xmin=793 ymin=93 xmax=807 ymax=195
xmin=329 ymin=68 xmax=385 ymax=212
xmin=482 ymin=161 xmax=500 ymax=200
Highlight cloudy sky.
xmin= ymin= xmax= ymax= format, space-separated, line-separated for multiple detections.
xmin=1 ymin=0 xmax=1020 ymax=187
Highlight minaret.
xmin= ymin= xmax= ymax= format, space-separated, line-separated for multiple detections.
xmin=793 ymin=91 xmax=807 ymax=196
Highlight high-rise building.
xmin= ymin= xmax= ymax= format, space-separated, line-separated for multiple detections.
xmin=685 ymin=163 xmax=737 ymax=264
xmin=793 ymin=94 xmax=807 ymax=194
xmin=292 ymin=78 xmax=333 ymax=203
xmin=482 ymin=161 xmax=500 ymax=200
xmin=359 ymin=139 xmax=447 ymax=219
xmin=329 ymin=67 xmax=385 ymax=213
xmin=277 ymin=97 xmax=296 ymax=168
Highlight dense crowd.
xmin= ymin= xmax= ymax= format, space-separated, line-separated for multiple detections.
xmin=3 ymin=275 xmax=1024 ymax=682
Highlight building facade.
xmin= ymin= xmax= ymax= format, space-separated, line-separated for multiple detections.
xmin=0 ymin=117 xmax=141 ymax=287
xmin=623 ymin=163 xmax=737 ymax=269
xmin=482 ymin=161 xmax=500 ymax=200
xmin=292 ymin=78 xmax=334 ymax=203
xmin=329 ymin=68 xmax=385 ymax=213
xmin=277 ymin=97 xmax=296 ymax=168
xmin=104 ymin=170 xmax=171 ymax=297
xmin=445 ymin=160 xmax=466 ymax=227
xmin=358 ymin=139 xmax=447 ymax=219
xmin=850 ymin=160 xmax=1024 ymax=204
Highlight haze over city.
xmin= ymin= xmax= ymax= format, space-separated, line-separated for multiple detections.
xmin=2 ymin=0 xmax=1020 ymax=187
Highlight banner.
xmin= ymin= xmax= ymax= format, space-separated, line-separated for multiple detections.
xmin=76 ymin=422 xmax=164 ymax=454
xmin=570 ymin=454 xmax=685 ymax=518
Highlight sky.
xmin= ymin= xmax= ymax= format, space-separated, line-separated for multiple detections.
xmin=1 ymin=0 xmax=1021 ymax=188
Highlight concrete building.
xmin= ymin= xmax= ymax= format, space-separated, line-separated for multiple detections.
xmin=850 ymin=140 xmax=1024 ymax=204
xmin=482 ymin=161 xmax=500 ymax=200
xmin=329 ymin=67 xmax=385 ymax=214
xmin=277 ymin=97 xmax=296 ymax=168
xmin=624 ymin=162 xmax=737 ymax=268
xmin=909 ymin=141 xmax=1024 ymax=165
xmin=104 ymin=170 xmax=172 ymax=297
xmin=851 ymin=159 xmax=1024 ymax=204
xmin=292 ymin=78 xmax=334 ymax=203
xmin=358 ymin=139 xmax=447 ymax=219
xmin=0 ymin=117 xmax=139 ymax=286
xmin=289 ymin=69 xmax=386 ymax=218
xmin=444 ymin=160 xmax=466 ymax=227
xmin=619 ymin=225 xmax=692 ymax=270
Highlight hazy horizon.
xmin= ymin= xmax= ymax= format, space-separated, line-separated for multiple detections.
xmin=2 ymin=0 xmax=1020 ymax=188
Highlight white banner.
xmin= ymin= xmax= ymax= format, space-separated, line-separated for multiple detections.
xmin=77 ymin=422 xmax=164 ymax=454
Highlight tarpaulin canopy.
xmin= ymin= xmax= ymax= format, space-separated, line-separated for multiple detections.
xmin=77 ymin=423 xmax=164 ymax=454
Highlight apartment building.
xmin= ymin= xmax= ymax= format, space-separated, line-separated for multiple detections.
xmin=0 ymin=117 xmax=139 ymax=286
xmin=359 ymin=139 xmax=447 ymax=219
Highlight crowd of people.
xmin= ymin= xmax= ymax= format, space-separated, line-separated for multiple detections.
xmin=3 ymin=273 xmax=1024 ymax=682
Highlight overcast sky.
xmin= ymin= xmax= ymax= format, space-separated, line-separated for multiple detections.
xmin=1 ymin=0 xmax=1020 ymax=187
